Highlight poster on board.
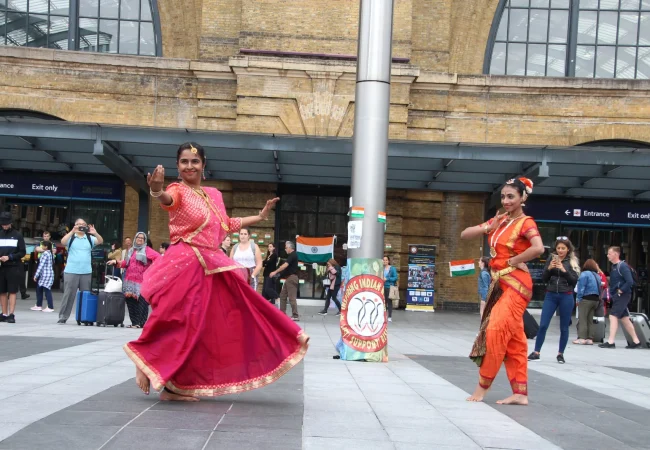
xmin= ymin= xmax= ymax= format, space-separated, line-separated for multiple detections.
xmin=406 ymin=244 xmax=436 ymax=312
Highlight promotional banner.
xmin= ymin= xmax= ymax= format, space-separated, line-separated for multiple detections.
xmin=406 ymin=244 xmax=436 ymax=312
xmin=336 ymin=258 xmax=388 ymax=362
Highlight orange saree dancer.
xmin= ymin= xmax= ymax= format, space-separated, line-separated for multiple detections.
xmin=469 ymin=215 xmax=540 ymax=396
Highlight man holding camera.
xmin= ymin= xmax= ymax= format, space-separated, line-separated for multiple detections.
xmin=0 ymin=212 xmax=26 ymax=324
xmin=57 ymin=218 xmax=103 ymax=324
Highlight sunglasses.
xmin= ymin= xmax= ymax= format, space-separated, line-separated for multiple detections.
xmin=556 ymin=236 xmax=569 ymax=241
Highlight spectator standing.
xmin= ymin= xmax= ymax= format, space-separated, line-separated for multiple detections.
xmin=319 ymin=258 xmax=342 ymax=316
xmin=262 ymin=243 xmax=279 ymax=303
xmin=599 ymin=246 xmax=642 ymax=349
xmin=478 ymin=257 xmax=492 ymax=318
xmin=31 ymin=241 xmax=55 ymax=312
xmin=270 ymin=241 xmax=300 ymax=321
xmin=220 ymin=236 xmax=231 ymax=255
xmin=159 ymin=242 xmax=169 ymax=255
xmin=230 ymin=228 xmax=262 ymax=290
xmin=120 ymin=237 xmax=132 ymax=277
xmin=383 ymin=255 xmax=398 ymax=322
xmin=108 ymin=231 xmax=159 ymax=328
xmin=107 ymin=241 xmax=123 ymax=278
xmin=0 ymin=212 xmax=26 ymax=323
xmin=573 ymin=259 xmax=602 ymax=345
xmin=529 ymin=237 xmax=580 ymax=364
xmin=57 ymin=218 xmax=104 ymax=324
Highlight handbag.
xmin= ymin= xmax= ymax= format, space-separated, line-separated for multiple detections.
xmin=104 ymin=275 xmax=123 ymax=293
xmin=523 ymin=310 xmax=539 ymax=339
xmin=389 ymin=285 xmax=400 ymax=301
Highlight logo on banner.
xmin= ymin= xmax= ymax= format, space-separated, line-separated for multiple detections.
xmin=340 ymin=274 xmax=388 ymax=353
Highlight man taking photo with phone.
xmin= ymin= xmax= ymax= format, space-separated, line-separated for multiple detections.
xmin=57 ymin=218 xmax=104 ymax=324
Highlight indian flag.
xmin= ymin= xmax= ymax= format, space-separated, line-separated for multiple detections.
xmin=449 ymin=259 xmax=476 ymax=277
xmin=377 ymin=212 xmax=386 ymax=223
xmin=296 ymin=236 xmax=335 ymax=264
xmin=350 ymin=207 xmax=365 ymax=219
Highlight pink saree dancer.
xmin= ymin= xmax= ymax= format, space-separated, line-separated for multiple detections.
xmin=124 ymin=180 xmax=309 ymax=397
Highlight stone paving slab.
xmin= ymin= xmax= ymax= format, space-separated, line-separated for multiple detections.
xmin=2 ymin=291 xmax=650 ymax=449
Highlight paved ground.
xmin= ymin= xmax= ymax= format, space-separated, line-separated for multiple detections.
xmin=1 ymin=290 xmax=649 ymax=449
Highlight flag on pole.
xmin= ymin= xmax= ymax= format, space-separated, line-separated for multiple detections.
xmin=449 ymin=259 xmax=476 ymax=277
xmin=296 ymin=236 xmax=335 ymax=264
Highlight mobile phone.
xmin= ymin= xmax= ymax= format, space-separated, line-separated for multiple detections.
xmin=78 ymin=226 xmax=89 ymax=232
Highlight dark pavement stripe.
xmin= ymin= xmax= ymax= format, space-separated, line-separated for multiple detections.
xmin=408 ymin=355 xmax=650 ymax=450
xmin=0 ymin=336 xmax=96 ymax=362
xmin=0 ymin=362 xmax=304 ymax=450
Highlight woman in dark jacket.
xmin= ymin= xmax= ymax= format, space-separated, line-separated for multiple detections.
xmin=529 ymin=237 xmax=580 ymax=364
xmin=262 ymin=243 xmax=279 ymax=304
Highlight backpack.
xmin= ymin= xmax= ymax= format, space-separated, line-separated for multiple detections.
xmin=68 ymin=232 xmax=93 ymax=254
xmin=616 ymin=261 xmax=639 ymax=287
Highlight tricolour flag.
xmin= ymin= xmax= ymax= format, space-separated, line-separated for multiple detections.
xmin=350 ymin=207 xmax=365 ymax=219
xmin=296 ymin=236 xmax=335 ymax=264
xmin=449 ymin=259 xmax=476 ymax=277
xmin=377 ymin=212 xmax=386 ymax=223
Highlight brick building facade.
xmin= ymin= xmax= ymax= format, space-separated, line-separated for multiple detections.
xmin=2 ymin=0 xmax=650 ymax=310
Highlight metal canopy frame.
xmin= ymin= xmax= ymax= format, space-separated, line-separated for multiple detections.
xmin=1 ymin=117 xmax=650 ymax=202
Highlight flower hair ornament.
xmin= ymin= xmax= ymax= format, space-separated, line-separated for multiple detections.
xmin=189 ymin=145 xmax=198 ymax=154
xmin=506 ymin=177 xmax=534 ymax=204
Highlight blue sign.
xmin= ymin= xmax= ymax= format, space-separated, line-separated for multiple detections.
xmin=0 ymin=174 xmax=123 ymax=202
xmin=406 ymin=244 xmax=436 ymax=311
xmin=525 ymin=197 xmax=650 ymax=227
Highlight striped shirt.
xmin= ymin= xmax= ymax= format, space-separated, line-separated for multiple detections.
xmin=35 ymin=250 xmax=54 ymax=289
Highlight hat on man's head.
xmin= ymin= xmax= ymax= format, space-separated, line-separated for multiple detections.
xmin=0 ymin=212 xmax=13 ymax=226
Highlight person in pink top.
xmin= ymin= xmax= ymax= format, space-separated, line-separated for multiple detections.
xmin=108 ymin=232 xmax=160 ymax=328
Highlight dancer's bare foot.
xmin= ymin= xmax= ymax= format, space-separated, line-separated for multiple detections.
xmin=160 ymin=389 xmax=200 ymax=402
xmin=496 ymin=394 xmax=528 ymax=405
xmin=466 ymin=385 xmax=487 ymax=402
xmin=135 ymin=366 xmax=150 ymax=395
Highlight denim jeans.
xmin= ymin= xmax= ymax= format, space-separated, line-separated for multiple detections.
xmin=534 ymin=291 xmax=574 ymax=354
xmin=36 ymin=285 xmax=54 ymax=309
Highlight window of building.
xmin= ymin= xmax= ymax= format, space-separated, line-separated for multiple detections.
xmin=0 ymin=0 xmax=161 ymax=56
xmin=486 ymin=0 xmax=650 ymax=79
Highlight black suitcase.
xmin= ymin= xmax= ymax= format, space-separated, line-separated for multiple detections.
xmin=96 ymin=291 xmax=126 ymax=327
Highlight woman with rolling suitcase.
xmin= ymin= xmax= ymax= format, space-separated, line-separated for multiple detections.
xmin=107 ymin=232 xmax=160 ymax=328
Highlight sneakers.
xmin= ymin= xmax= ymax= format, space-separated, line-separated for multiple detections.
xmin=557 ymin=354 xmax=565 ymax=364
xmin=598 ymin=342 xmax=616 ymax=348
xmin=528 ymin=352 xmax=540 ymax=361
xmin=42 ymin=308 xmax=55 ymax=313
xmin=388 ymin=317 xmax=393 ymax=323
xmin=335 ymin=311 xmax=341 ymax=316
xmin=291 ymin=315 xmax=300 ymax=321
xmin=57 ymin=319 xmax=66 ymax=324
xmin=625 ymin=342 xmax=643 ymax=349
xmin=21 ymin=293 xmax=30 ymax=300
xmin=30 ymin=306 xmax=42 ymax=311
xmin=0 ymin=314 xmax=5 ymax=322
xmin=318 ymin=311 xmax=328 ymax=316
xmin=6 ymin=314 xmax=15 ymax=323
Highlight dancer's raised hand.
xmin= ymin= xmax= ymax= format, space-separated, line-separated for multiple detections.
xmin=259 ymin=197 xmax=280 ymax=221
xmin=147 ymin=165 xmax=165 ymax=192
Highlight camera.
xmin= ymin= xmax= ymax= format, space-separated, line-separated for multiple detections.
xmin=78 ymin=226 xmax=89 ymax=232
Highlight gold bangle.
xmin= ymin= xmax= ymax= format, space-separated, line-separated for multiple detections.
xmin=150 ymin=188 xmax=164 ymax=198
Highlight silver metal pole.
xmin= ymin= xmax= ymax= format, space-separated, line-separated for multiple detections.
xmin=337 ymin=0 xmax=394 ymax=362
xmin=349 ymin=0 xmax=394 ymax=261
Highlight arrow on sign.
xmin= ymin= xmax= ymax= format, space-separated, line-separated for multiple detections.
xmin=565 ymin=210 xmax=571 ymax=216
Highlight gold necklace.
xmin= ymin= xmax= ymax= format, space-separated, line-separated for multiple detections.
xmin=489 ymin=212 xmax=524 ymax=257
xmin=182 ymin=182 xmax=230 ymax=232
